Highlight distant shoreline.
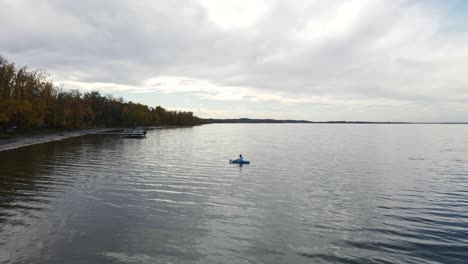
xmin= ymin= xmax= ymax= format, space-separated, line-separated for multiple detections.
xmin=2 ymin=121 xmax=466 ymax=152
xmin=201 ymin=118 xmax=468 ymax=124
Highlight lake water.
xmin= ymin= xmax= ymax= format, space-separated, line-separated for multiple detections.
xmin=1 ymin=124 xmax=468 ymax=263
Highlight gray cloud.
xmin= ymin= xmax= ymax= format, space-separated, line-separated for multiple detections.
xmin=1 ymin=0 xmax=467 ymax=121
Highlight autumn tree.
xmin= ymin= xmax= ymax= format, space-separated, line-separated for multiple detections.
xmin=0 ymin=55 xmax=201 ymax=132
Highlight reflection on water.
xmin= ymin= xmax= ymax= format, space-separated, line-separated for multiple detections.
xmin=1 ymin=124 xmax=468 ymax=263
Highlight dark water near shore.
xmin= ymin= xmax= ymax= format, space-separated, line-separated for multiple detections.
xmin=1 ymin=124 xmax=468 ymax=264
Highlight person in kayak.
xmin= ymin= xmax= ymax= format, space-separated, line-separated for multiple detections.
xmin=230 ymin=154 xmax=249 ymax=164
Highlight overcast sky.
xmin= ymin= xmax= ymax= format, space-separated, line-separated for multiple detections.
xmin=1 ymin=0 xmax=468 ymax=121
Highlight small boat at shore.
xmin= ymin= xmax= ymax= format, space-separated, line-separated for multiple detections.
xmin=122 ymin=127 xmax=147 ymax=138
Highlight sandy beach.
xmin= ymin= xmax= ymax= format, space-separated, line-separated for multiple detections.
xmin=0 ymin=128 xmax=117 ymax=152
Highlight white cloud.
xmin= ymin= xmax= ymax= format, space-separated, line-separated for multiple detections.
xmin=199 ymin=0 xmax=270 ymax=29
xmin=60 ymin=75 xmax=422 ymax=108
xmin=1 ymin=0 xmax=468 ymax=121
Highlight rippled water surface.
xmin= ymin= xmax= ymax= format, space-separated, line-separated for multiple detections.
xmin=1 ymin=124 xmax=468 ymax=263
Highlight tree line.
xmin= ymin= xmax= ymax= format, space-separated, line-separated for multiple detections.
xmin=0 ymin=55 xmax=201 ymax=131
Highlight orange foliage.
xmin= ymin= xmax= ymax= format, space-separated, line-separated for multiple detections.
xmin=0 ymin=55 xmax=201 ymax=131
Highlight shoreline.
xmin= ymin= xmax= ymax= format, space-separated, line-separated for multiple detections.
xmin=0 ymin=125 xmax=195 ymax=152
xmin=0 ymin=128 xmax=117 ymax=152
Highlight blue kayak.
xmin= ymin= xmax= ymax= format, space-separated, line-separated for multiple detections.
xmin=229 ymin=159 xmax=250 ymax=164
